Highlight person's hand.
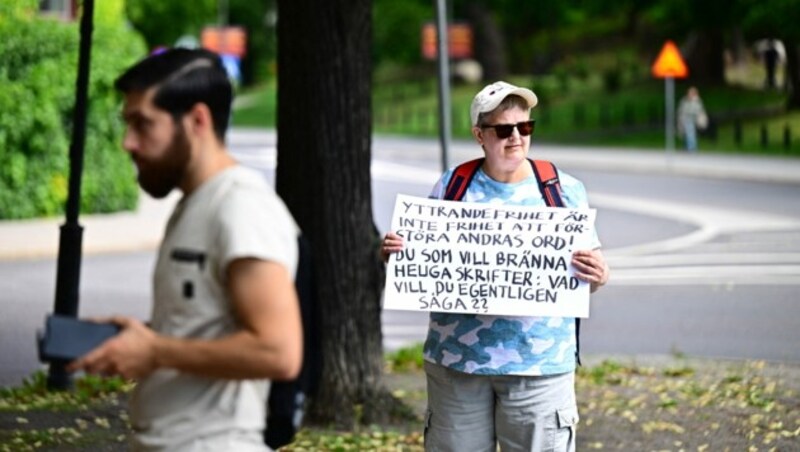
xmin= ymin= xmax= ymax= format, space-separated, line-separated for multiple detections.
xmin=380 ymin=232 xmax=404 ymax=262
xmin=67 ymin=316 xmax=159 ymax=380
xmin=572 ymin=249 xmax=609 ymax=293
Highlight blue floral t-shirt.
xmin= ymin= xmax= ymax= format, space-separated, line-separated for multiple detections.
xmin=423 ymin=164 xmax=601 ymax=376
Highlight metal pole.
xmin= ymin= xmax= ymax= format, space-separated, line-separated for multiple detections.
xmin=435 ymin=0 xmax=451 ymax=171
xmin=665 ymin=76 xmax=675 ymax=154
xmin=218 ymin=0 xmax=228 ymax=25
xmin=48 ymin=0 xmax=94 ymax=390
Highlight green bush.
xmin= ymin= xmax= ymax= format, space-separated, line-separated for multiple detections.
xmin=0 ymin=4 xmax=146 ymax=219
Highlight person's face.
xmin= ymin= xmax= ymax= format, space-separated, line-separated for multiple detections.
xmin=121 ymin=89 xmax=191 ymax=198
xmin=473 ymin=105 xmax=531 ymax=174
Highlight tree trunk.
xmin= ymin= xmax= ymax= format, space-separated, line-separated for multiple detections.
xmin=464 ymin=0 xmax=507 ymax=82
xmin=275 ymin=0 xmax=394 ymax=428
xmin=684 ymin=29 xmax=726 ymax=86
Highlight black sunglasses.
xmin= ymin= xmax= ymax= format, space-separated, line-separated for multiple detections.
xmin=481 ymin=120 xmax=536 ymax=139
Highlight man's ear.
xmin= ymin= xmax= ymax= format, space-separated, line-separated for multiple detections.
xmin=184 ymin=102 xmax=214 ymax=138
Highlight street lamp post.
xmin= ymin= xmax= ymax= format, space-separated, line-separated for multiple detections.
xmin=434 ymin=0 xmax=451 ymax=172
xmin=47 ymin=0 xmax=95 ymax=390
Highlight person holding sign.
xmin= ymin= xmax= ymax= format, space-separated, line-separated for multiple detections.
xmin=382 ymin=81 xmax=609 ymax=452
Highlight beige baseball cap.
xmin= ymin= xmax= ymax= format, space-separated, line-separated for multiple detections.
xmin=470 ymin=81 xmax=538 ymax=126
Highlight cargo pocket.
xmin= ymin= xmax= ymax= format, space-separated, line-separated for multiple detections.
xmin=423 ymin=409 xmax=432 ymax=448
xmin=554 ymin=406 xmax=579 ymax=451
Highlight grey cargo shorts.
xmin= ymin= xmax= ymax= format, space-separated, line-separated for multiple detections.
xmin=423 ymin=361 xmax=578 ymax=452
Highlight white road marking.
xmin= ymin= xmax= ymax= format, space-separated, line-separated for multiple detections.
xmin=227 ymin=152 xmax=800 ymax=286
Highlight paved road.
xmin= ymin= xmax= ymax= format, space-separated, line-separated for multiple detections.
xmin=1 ymin=130 xmax=799 ymax=386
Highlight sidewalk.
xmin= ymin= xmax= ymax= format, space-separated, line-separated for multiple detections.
xmin=2 ymin=128 xmax=799 ymax=261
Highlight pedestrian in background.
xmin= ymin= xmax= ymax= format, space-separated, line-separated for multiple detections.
xmin=69 ymin=48 xmax=303 ymax=451
xmin=382 ymin=81 xmax=609 ymax=451
xmin=677 ymin=86 xmax=708 ymax=152
xmin=756 ymin=38 xmax=783 ymax=89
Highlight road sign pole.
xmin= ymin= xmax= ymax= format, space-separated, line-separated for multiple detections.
xmin=651 ymin=40 xmax=687 ymax=157
xmin=665 ymin=76 xmax=675 ymax=154
xmin=435 ymin=0 xmax=451 ymax=172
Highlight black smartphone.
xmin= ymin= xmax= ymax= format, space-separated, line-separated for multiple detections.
xmin=37 ymin=314 xmax=121 ymax=363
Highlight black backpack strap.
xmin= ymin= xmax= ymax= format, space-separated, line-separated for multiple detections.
xmin=444 ymin=158 xmax=484 ymax=201
xmin=265 ymin=234 xmax=320 ymax=449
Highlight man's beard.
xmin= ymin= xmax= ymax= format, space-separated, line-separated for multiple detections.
xmin=136 ymin=125 xmax=191 ymax=199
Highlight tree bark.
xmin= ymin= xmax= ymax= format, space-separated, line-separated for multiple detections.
xmin=464 ymin=0 xmax=507 ymax=82
xmin=684 ymin=29 xmax=726 ymax=86
xmin=275 ymin=0 xmax=395 ymax=429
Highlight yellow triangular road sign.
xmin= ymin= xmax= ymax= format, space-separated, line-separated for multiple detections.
xmin=652 ymin=40 xmax=688 ymax=79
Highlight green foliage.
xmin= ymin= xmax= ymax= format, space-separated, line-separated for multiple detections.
xmin=0 ymin=0 xmax=37 ymax=18
xmin=578 ymin=359 xmax=631 ymax=385
xmin=234 ymin=69 xmax=800 ymax=156
xmin=124 ymin=0 xmax=216 ymax=50
xmin=124 ymin=0 xmax=277 ymax=85
xmin=0 ymin=371 xmax=132 ymax=412
xmin=741 ymin=0 xmax=800 ymax=40
xmin=228 ymin=0 xmax=277 ymax=85
xmin=0 ymin=6 xmax=145 ymax=219
xmin=0 ymin=371 xmax=131 ymax=451
xmin=663 ymin=366 xmax=695 ymax=378
xmin=385 ymin=343 xmax=425 ymax=372
xmin=231 ymin=80 xmax=278 ymax=126
xmin=373 ymin=0 xmax=433 ymax=67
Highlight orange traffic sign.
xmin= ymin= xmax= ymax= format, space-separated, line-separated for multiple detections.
xmin=421 ymin=22 xmax=474 ymax=60
xmin=202 ymin=26 xmax=247 ymax=58
xmin=651 ymin=40 xmax=688 ymax=79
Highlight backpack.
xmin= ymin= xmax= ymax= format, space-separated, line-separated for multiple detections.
xmin=264 ymin=234 xmax=322 ymax=449
xmin=443 ymin=158 xmax=582 ymax=365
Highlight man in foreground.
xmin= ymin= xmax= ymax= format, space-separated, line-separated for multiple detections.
xmin=69 ymin=48 xmax=302 ymax=451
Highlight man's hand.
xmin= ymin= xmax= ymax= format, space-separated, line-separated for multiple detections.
xmin=68 ymin=317 xmax=158 ymax=380
xmin=572 ymin=249 xmax=610 ymax=293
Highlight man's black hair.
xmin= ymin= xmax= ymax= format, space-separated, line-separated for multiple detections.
xmin=115 ymin=48 xmax=233 ymax=141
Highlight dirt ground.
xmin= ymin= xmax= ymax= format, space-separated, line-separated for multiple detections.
xmin=572 ymin=356 xmax=800 ymax=451
xmin=381 ymin=355 xmax=800 ymax=451
xmin=2 ymin=355 xmax=799 ymax=451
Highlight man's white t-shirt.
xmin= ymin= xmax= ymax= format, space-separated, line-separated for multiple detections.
xmin=129 ymin=165 xmax=299 ymax=451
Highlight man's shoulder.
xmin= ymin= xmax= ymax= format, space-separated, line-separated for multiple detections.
xmin=223 ymin=165 xmax=272 ymax=191
xmin=216 ymin=166 xmax=298 ymax=231
xmin=213 ymin=165 xmax=284 ymax=206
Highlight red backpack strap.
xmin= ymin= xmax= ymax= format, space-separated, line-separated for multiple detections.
xmin=530 ymin=159 xmax=564 ymax=207
xmin=530 ymin=159 xmax=580 ymax=363
xmin=444 ymin=158 xmax=484 ymax=201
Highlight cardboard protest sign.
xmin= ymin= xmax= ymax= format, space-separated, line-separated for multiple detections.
xmin=384 ymin=194 xmax=596 ymax=318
